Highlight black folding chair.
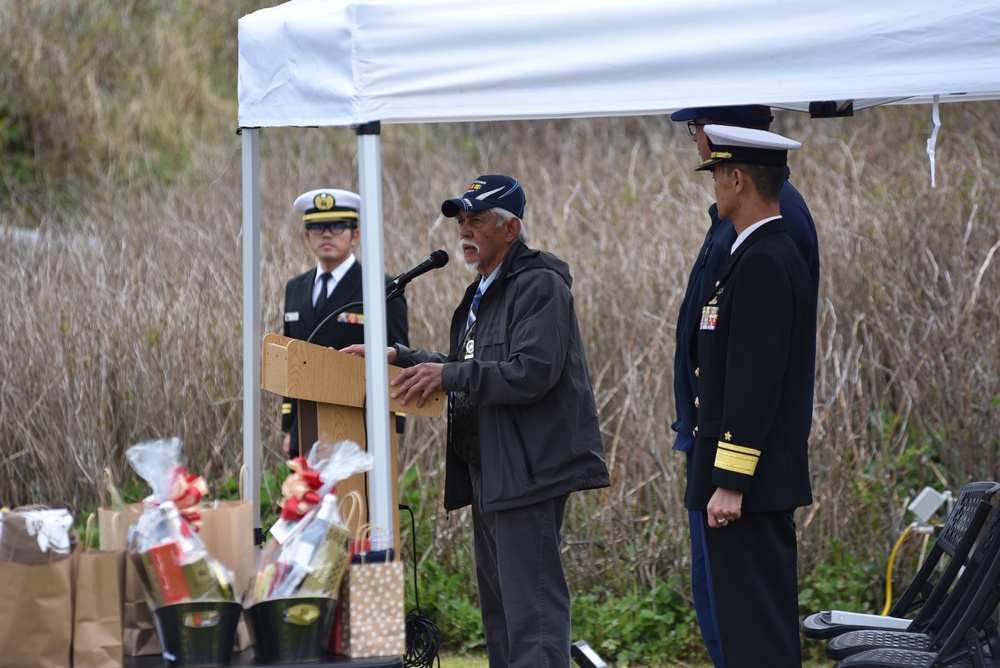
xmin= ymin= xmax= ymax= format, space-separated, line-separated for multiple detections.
xmin=803 ymin=481 xmax=1000 ymax=641
xmin=831 ymin=490 xmax=1000 ymax=668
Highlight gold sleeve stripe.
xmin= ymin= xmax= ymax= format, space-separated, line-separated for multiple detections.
xmin=281 ymin=403 xmax=293 ymax=415
xmin=715 ymin=442 xmax=760 ymax=475
xmin=720 ymin=442 xmax=761 ymax=457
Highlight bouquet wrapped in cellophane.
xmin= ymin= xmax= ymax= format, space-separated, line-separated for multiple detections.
xmin=124 ymin=437 xmax=236 ymax=609
xmin=246 ymin=439 xmax=372 ymax=606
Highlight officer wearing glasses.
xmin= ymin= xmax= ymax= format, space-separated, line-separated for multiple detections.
xmin=280 ymin=188 xmax=409 ymax=456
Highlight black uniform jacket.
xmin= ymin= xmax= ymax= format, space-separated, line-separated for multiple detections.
xmin=685 ymin=219 xmax=816 ymax=513
xmin=281 ymin=261 xmax=409 ymax=444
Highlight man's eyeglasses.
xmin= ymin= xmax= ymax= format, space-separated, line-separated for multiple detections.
xmin=687 ymin=121 xmax=708 ymax=136
xmin=305 ymin=221 xmax=356 ymax=235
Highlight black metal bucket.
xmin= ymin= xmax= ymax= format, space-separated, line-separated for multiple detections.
xmin=246 ymin=597 xmax=337 ymax=664
xmin=152 ymin=601 xmax=242 ymax=667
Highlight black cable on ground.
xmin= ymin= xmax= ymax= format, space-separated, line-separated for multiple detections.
xmin=400 ymin=503 xmax=443 ymax=668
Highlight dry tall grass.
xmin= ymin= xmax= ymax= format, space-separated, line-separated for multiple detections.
xmin=2 ymin=1 xmax=999 ymax=619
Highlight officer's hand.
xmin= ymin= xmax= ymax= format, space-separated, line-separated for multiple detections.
xmin=707 ymin=487 xmax=743 ymax=528
xmin=390 ymin=363 xmax=443 ymax=408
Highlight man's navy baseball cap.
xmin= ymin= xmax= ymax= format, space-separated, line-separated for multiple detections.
xmin=441 ymin=174 xmax=526 ymax=219
xmin=670 ymin=104 xmax=774 ymax=128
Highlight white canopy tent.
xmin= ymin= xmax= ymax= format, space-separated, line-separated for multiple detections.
xmin=237 ymin=0 xmax=1000 ymax=539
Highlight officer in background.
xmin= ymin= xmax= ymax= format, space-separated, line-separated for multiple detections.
xmin=280 ymin=188 xmax=409 ymax=456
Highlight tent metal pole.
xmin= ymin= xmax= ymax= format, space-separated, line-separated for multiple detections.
xmin=241 ymin=128 xmax=263 ymax=546
xmin=355 ymin=122 xmax=394 ymax=549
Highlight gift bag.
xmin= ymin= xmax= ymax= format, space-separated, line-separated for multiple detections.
xmin=326 ymin=491 xmax=366 ymax=656
xmin=0 ymin=511 xmax=79 ymax=668
xmin=341 ymin=550 xmax=406 ymax=658
xmin=74 ymin=514 xmax=125 ymax=668
xmin=98 ymin=503 xmax=160 ymax=657
xmin=199 ymin=500 xmax=254 ymax=597
xmin=199 ymin=499 xmax=254 ymax=652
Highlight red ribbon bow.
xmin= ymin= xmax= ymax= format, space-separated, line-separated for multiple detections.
xmin=167 ymin=465 xmax=209 ymax=530
xmin=280 ymin=457 xmax=329 ymax=521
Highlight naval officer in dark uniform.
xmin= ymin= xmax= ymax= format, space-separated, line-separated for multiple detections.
xmin=669 ymin=105 xmax=820 ymax=667
xmin=686 ymin=125 xmax=817 ymax=668
xmin=280 ymin=188 xmax=409 ymax=456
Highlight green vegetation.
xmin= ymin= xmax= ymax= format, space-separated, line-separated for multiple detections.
xmin=3 ymin=2 xmax=1000 ymax=666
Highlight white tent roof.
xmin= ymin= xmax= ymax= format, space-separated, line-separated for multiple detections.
xmin=238 ymin=0 xmax=1000 ymax=128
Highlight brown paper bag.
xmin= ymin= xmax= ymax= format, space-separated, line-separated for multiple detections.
xmin=199 ymin=500 xmax=255 ymax=652
xmin=74 ymin=548 xmax=125 ymax=668
xmin=97 ymin=504 xmax=161 ymax=657
xmin=341 ymin=559 xmax=406 ymax=658
xmin=0 ymin=538 xmax=79 ymax=668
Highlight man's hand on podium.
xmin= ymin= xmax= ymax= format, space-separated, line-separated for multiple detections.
xmin=390 ymin=363 xmax=444 ymax=409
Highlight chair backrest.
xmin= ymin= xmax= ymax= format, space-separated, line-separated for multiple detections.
xmin=892 ymin=481 xmax=1000 ymax=630
xmin=928 ymin=496 xmax=1000 ymax=657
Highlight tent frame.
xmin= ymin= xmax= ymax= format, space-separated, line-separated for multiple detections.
xmin=241 ymin=123 xmax=395 ymax=545
xmin=237 ymin=0 xmax=1000 ymax=544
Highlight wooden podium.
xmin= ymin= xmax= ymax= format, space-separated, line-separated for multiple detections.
xmin=261 ymin=333 xmax=444 ymax=549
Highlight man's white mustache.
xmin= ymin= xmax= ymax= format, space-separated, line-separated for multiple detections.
xmin=459 ymin=240 xmax=481 ymax=272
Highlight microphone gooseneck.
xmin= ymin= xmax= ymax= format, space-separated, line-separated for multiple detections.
xmin=308 ymin=251 xmax=450 ymax=343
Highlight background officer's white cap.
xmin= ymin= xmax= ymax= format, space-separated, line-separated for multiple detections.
xmin=696 ymin=125 xmax=801 ymax=171
xmin=293 ymin=188 xmax=361 ymax=224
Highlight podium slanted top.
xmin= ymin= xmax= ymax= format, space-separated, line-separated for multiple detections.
xmin=262 ymin=333 xmax=443 ymax=418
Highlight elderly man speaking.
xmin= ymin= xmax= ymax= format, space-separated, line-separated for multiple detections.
xmin=346 ymin=174 xmax=609 ymax=667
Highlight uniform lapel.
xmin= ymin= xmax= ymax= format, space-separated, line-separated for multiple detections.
xmin=327 ymin=261 xmax=363 ymax=313
xmin=297 ymin=268 xmax=319 ymax=328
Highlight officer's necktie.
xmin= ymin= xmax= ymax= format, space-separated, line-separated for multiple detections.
xmin=466 ymin=287 xmax=483 ymax=333
xmin=314 ymin=272 xmax=332 ymax=313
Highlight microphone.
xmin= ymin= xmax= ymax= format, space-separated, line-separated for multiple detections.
xmin=387 ymin=250 xmax=449 ymax=293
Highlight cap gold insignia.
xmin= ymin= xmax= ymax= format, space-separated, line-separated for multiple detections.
xmin=313 ymin=193 xmax=336 ymax=211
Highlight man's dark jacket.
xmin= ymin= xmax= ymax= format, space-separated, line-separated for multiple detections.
xmin=395 ymin=241 xmax=610 ymax=513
